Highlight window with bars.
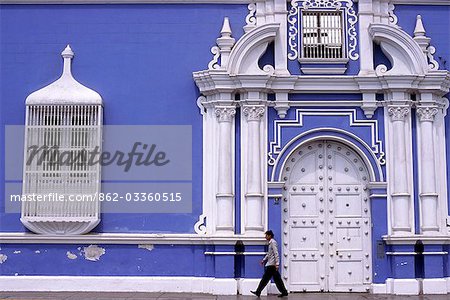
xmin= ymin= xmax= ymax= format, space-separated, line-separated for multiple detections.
xmin=301 ymin=10 xmax=344 ymax=59
xmin=23 ymin=105 xmax=102 ymax=220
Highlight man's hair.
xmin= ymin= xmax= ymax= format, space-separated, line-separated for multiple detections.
xmin=265 ymin=230 xmax=274 ymax=238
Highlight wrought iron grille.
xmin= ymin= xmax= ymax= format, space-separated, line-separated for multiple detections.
xmin=22 ymin=104 xmax=102 ymax=219
xmin=301 ymin=10 xmax=344 ymax=59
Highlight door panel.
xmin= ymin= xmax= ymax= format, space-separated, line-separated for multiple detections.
xmin=282 ymin=141 xmax=371 ymax=293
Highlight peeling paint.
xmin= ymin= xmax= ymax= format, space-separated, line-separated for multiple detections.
xmin=13 ymin=250 xmax=21 ymax=254
xmin=138 ymin=244 xmax=154 ymax=251
xmin=35 ymin=250 xmax=41 ymax=254
xmin=66 ymin=251 xmax=77 ymax=260
xmin=0 ymin=254 xmax=7 ymax=264
xmin=83 ymin=245 xmax=105 ymax=261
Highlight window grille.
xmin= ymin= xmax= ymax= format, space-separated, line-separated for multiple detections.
xmin=21 ymin=45 xmax=103 ymax=235
xmin=23 ymin=105 xmax=102 ymax=219
xmin=301 ymin=10 xmax=344 ymax=59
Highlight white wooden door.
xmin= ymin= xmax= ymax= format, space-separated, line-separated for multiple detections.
xmin=282 ymin=141 xmax=372 ymax=292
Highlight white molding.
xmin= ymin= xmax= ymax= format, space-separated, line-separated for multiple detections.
xmin=0 ymin=232 xmax=266 ymax=245
xmin=393 ymin=0 xmax=450 ymax=5
xmin=300 ymin=67 xmax=347 ymax=75
xmin=1 ymin=0 xmax=449 ymax=4
xmin=227 ymin=23 xmax=279 ymax=75
xmin=0 ymin=276 xmax=235 ymax=295
xmin=0 ymin=0 xmax=250 ymax=3
xmin=0 ymin=276 xmax=282 ymax=296
xmin=383 ymin=234 xmax=450 ymax=244
xmin=369 ymin=24 xmax=428 ymax=76
xmin=3 ymin=276 xmax=449 ymax=295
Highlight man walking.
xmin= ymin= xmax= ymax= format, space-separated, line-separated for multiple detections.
xmin=251 ymin=230 xmax=288 ymax=297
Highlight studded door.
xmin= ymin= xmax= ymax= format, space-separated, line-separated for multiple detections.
xmin=281 ymin=141 xmax=371 ymax=292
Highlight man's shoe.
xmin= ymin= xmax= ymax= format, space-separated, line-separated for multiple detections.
xmin=277 ymin=292 xmax=288 ymax=297
xmin=250 ymin=290 xmax=261 ymax=297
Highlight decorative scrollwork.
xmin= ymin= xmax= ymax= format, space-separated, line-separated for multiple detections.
xmin=375 ymin=64 xmax=388 ymax=76
xmin=263 ymin=64 xmax=275 ymax=75
xmin=208 ymin=46 xmax=221 ymax=70
xmin=245 ymin=2 xmax=257 ymax=27
xmin=287 ymin=3 xmax=299 ymax=60
xmin=194 ymin=214 xmax=207 ymax=234
xmin=288 ymin=0 xmax=359 ymax=61
xmin=388 ymin=3 xmax=398 ymax=25
xmin=427 ymin=45 xmax=440 ymax=70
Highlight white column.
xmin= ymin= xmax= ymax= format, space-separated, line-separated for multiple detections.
xmin=417 ymin=105 xmax=439 ymax=234
xmin=215 ymin=106 xmax=236 ymax=234
xmin=388 ymin=105 xmax=412 ymax=234
xmin=358 ymin=0 xmax=375 ymax=75
xmin=243 ymin=105 xmax=265 ymax=233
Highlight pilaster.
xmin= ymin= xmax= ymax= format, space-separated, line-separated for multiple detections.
xmin=386 ymin=98 xmax=414 ymax=235
xmin=241 ymin=92 xmax=268 ymax=236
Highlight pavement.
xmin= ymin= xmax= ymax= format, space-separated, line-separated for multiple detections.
xmin=0 ymin=292 xmax=449 ymax=300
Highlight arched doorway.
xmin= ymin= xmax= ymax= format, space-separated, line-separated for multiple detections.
xmin=281 ymin=140 xmax=372 ymax=292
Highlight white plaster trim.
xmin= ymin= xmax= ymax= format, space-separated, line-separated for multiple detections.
xmin=383 ymin=234 xmax=450 ymax=244
xmin=204 ymin=251 xmax=266 ymax=255
xmin=374 ymin=278 xmax=450 ymax=295
xmin=0 ymin=0 xmax=250 ymax=3
xmin=0 ymin=276 xmax=238 ymax=295
xmin=271 ymin=130 xmax=383 ymax=184
xmin=2 ymin=276 xmax=450 ymax=294
xmin=423 ymin=278 xmax=448 ymax=294
xmin=369 ymin=23 xmax=428 ymax=76
xmin=300 ymin=67 xmax=347 ymax=75
xmin=268 ymin=109 xmax=386 ymax=179
xmin=385 ymin=251 xmax=448 ymax=255
xmin=227 ymin=23 xmax=279 ymax=75
xmin=386 ymin=278 xmax=420 ymax=295
xmin=2 ymin=0 xmax=449 ymax=4
xmin=393 ymin=0 xmax=450 ymax=5
xmin=0 ymin=232 xmax=266 ymax=245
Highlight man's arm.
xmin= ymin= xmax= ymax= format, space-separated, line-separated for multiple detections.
xmin=272 ymin=240 xmax=280 ymax=267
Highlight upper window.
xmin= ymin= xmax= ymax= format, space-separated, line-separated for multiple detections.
xmin=301 ymin=10 xmax=344 ymax=59
xmin=22 ymin=45 xmax=103 ymax=235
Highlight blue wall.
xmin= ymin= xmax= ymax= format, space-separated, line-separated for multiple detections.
xmin=0 ymin=4 xmax=247 ymax=233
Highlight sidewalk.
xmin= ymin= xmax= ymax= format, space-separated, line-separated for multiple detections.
xmin=0 ymin=292 xmax=448 ymax=300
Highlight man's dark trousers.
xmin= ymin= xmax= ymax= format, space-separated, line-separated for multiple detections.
xmin=255 ymin=265 xmax=288 ymax=294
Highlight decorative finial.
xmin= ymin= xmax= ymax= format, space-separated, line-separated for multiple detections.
xmin=61 ymin=44 xmax=74 ymax=59
xmin=215 ymin=17 xmax=235 ymax=69
xmin=414 ymin=15 xmax=426 ymax=37
xmin=220 ymin=17 xmax=232 ymax=38
xmin=61 ymin=45 xmax=74 ymax=76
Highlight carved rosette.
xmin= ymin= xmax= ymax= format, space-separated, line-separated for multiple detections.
xmin=243 ymin=105 xmax=265 ymax=121
xmin=388 ymin=106 xmax=410 ymax=121
xmin=417 ymin=106 xmax=438 ymax=122
xmin=215 ymin=106 xmax=236 ymax=122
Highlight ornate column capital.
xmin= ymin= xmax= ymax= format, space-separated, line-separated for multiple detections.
xmin=243 ymin=105 xmax=265 ymax=121
xmin=417 ymin=106 xmax=438 ymax=122
xmin=215 ymin=106 xmax=236 ymax=123
xmin=388 ymin=105 xmax=410 ymax=121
